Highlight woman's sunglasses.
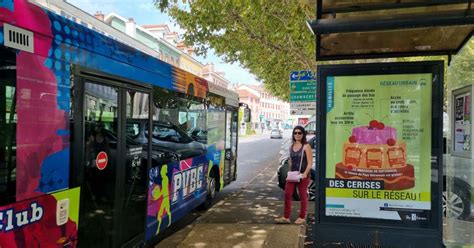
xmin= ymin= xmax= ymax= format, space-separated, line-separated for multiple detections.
xmin=293 ymin=131 xmax=303 ymax=135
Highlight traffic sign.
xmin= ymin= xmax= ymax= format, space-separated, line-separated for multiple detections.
xmin=290 ymin=70 xmax=316 ymax=81
xmin=96 ymin=151 xmax=108 ymax=170
xmin=291 ymin=109 xmax=314 ymax=115
xmin=290 ymin=70 xmax=316 ymax=115
xmin=290 ymin=102 xmax=316 ymax=115
xmin=290 ymin=81 xmax=316 ymax=92
xmin=290 ymin=92 xmax=316 ymax=102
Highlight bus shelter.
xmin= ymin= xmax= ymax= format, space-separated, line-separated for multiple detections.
xmin=307 ymin=1 xmax=474 ymax=247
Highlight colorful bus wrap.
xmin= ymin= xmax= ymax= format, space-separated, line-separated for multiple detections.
xmin=0 ymin=1 xmax=239 ymax=246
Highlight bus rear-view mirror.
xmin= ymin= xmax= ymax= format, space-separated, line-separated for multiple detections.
xmin=243 ymin=107 xmax=251 ymax=122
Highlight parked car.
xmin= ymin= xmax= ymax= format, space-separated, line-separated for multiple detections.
xmin=188 ymin=127 xmax=207 ymax=144
xmin=444 ymin=173 xmax=472 ymax=220
xmin=442 ymin=137 xmax=473 ymax=220
xmin=127 ymin=120 xmax=207 ymax=163
xmin=270 ymin=129 xmax=283 ymax=139
xmin=277 ymin=135 xmax=316 ymax=201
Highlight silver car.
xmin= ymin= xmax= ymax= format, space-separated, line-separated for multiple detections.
xmin=270 ymin=129 xmax=283 ymax=139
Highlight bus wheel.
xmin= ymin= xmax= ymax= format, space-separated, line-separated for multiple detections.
xmin=198 ymin=175 xmax=216 ymax=210
xmin=208 ymin=176 xmax=217 ymax=199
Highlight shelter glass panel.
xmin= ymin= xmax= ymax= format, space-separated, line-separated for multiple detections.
xmin=445 ymin=37 xmax=474 ymax=247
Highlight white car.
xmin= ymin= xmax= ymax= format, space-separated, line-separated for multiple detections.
xmin=270 ymin=129 xmax=283 ymax=139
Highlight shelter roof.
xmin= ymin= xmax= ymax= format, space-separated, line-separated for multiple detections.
xmin=308 ymin=0 xmax=474 ymax=60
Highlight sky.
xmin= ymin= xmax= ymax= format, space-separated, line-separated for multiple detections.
xmin=67 ymin=0 xmax=260 ymax=86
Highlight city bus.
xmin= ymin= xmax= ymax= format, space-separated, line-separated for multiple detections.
xmin=0 ymin=1 xmax=243 ymax=247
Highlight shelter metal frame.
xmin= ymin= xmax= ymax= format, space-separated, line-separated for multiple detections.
xmin=309 ymin=0 xmax=474 ymax=61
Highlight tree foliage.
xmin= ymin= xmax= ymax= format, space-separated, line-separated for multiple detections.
xmin=155 ymin=0 xmax=316 ymax=101
xmin=156 ymin=0 xmax=473 ymax=108
xmin=448 ymin=39 xmax=474 ymax=92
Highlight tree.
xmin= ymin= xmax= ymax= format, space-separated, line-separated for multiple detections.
xmin=448 ymin=39 xmax=474 ymax=92
xmin=155 ymin=0 xmax=316 ymax=101
xmin=156 ymin=0 xmax=472 ymax=107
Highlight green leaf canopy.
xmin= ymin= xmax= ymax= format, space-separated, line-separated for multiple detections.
xmin=156 ymin=0 xmax=316 ymax=101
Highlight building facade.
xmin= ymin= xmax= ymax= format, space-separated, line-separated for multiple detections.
xmin=142 ymin=25 xmax=203 ymax=75
xmin=259 ymin=87 xmax=290 ymax=127
xmin=103 ymin=16 xmax=181 ymax=67
xmin=32 ymin=0 xmax=162 ymax=60
xmin=235 ymin=85 xmax=261 ymax=129
xmin=234 ymin=84 xmax=290 ymax=131
xmin=176 ymin=42 xmax=203 ymax=76
xmin=202 ymin=63 xmax=231 ymax=89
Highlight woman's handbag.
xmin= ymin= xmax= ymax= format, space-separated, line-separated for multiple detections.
xmin=286 ymin=171 xmax=301 ymax=182
xmin=286 ymin=145 xmax=305 ymax=182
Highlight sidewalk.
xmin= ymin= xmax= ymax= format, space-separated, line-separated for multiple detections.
xmin=156 ymin=155 xmax=312 ymax=248
xmin=171 ymin=200 xmax=305 ymax=248
xmin=156 ymin=195 xmax=310 ymax=248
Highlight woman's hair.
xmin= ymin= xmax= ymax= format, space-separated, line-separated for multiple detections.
xmin=292 ymin=125 xmax=307 ymax=144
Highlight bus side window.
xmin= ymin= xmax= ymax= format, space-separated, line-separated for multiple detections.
xmin=151 ymin=86 xmax=206 ymax=162
xmin=0 ymin=47 xmax=17 ymax=205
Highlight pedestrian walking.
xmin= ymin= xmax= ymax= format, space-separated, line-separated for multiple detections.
xmin=275 ymin=125 xmax=313 ymax=224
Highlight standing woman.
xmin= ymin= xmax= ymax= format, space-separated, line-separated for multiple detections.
xmin=275 ymin=126 xmax=313 ymax=224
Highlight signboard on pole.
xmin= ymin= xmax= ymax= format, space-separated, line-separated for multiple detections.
xmin=315 ymin=62 xmax=443 ymax=247
xmin=290 ymin=70 xmax=316 ymax=115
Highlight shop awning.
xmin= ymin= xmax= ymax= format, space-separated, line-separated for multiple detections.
xmin=307 ymin=0 xmax=474 ymax=60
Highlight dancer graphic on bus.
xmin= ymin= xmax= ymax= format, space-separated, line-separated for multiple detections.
xmin=152 ymin=164 xmax=172 ymax=234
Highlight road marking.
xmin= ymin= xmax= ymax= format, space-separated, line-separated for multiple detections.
xmin=268 ymin=171 xmax=278 ymax=184
xmin=241 ymin=160 xmax=260 ymax=164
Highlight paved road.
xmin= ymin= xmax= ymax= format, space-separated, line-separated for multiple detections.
xmin=155 ymin=130 xmax=298 ymax=247
xmin=214 ymin=130 xmax=291 ymax=201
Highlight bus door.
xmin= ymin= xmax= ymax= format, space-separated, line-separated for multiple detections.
xmin=73 ymin=75 xmax=151 ymax=247
xmin=223 ymin=109 xmax=238 ymax=184
xmin=230 ymin=109 xmax=238 ymax=181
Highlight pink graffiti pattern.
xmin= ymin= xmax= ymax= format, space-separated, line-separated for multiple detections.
xmin=1 ymin=0 xmax=68 ymax=200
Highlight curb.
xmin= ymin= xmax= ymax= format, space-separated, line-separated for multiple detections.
xmin=298 ymin=224 xmax=307 ymax=248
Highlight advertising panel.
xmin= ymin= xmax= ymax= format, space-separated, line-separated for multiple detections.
xmin=146 ymin=155 xmax=208 ymax=240
xmin=453 ymin=91 xmax=472 ymax=156
xmin=298 ymin=118 xmax=309 ymax=126
xmin=0 ymin=188 xmax=80 ymax=247
xmin=325 ymin=73 xmax=433 ymax=222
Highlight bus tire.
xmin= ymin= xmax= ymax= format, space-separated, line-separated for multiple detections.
xmin=198 ymin=168 xmax=219 ymax=210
